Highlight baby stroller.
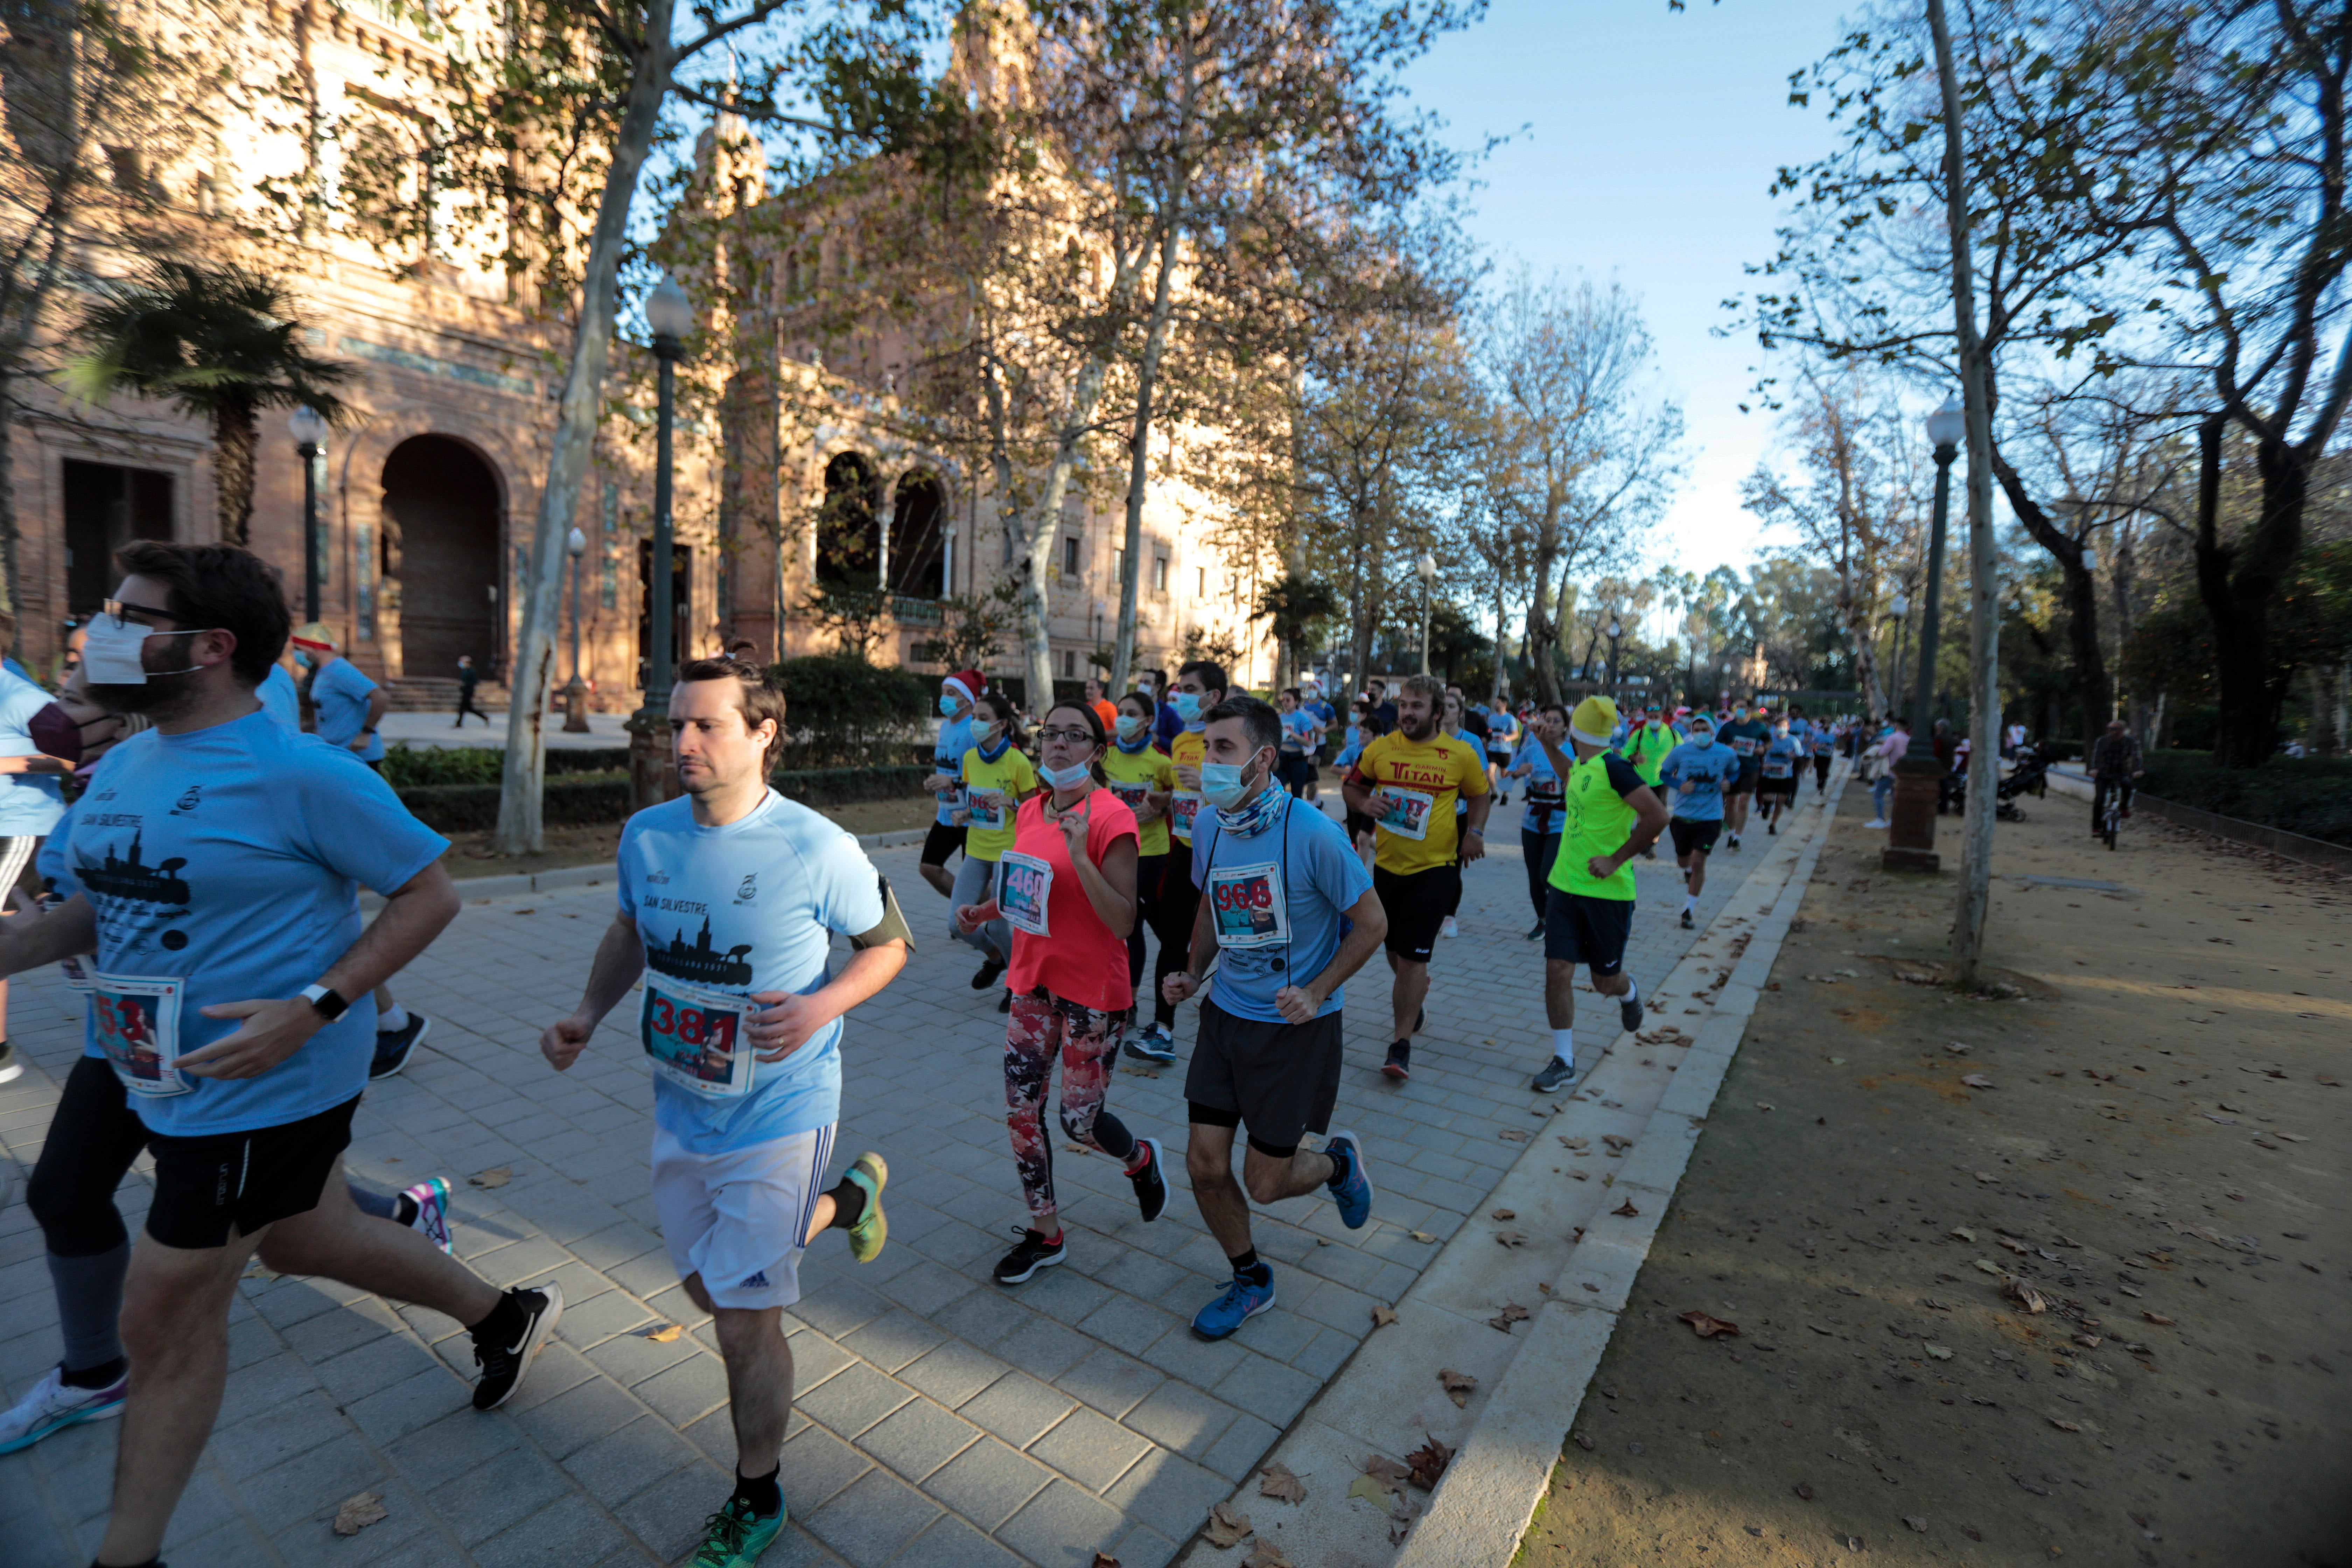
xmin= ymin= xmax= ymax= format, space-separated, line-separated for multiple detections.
xmin=1944 ymin=743 xmax=2047 ymax=821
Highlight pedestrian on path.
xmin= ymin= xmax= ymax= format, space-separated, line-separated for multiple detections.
xmin=1505 ymin=701 xmax=1568 ymax=940
xmin=1101 ymin=690 xmax=1181 ymax=1060
xmin=1341 ymin=673 xmax=1491 ymax=1082
xmin=1523 ymin=698 xmax=1669 ymax=1092
xmin=951 ymin=691 xmax=1032 ymax=1004
xmin=1657 ymin=713 xmax=1741 ymax=930
xmin=454 ymin=653 xmax=490 ymax=726
xmin=953 ymin=702 xmax=1169 ymax=1286
xmin=1864 ymin=719 xmax=1912 ymax=828
xmin=1161 ymin=696 xmax=1384 ymax=1339
xmin=0 ymin=542 xmax=557 ymax=1568
xmin=539 ymin=657 xmax=903 ymax=1568
xmin=919 ymin=670 xmax=984 ymax=900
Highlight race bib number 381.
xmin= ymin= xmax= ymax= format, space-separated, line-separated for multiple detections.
xmin=92 ymin=971 xmax=189 ymax=1097
xmin=641 ymin=976 xmax=756 ymax=1099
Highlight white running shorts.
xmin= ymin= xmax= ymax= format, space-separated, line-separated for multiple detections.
xmin=650 ymin=1123 xmax=833 ymax=1310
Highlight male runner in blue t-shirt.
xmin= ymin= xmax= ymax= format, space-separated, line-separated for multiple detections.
xmin=540 ymin=657 xmax=909 ymax=1565
xmin=1657 ymin=714 xmax=1744 ymax=929
xmin=0 ymin=541 xmax=556 ymax=1566
xmin=1163 ymin=695 xmax=1383 ymax=1342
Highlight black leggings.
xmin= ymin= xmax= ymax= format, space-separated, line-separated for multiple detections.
xmin=27 ymin=1056 xmax=153 ymax=1259
xmin=1128 ymin=852 xmax=1165 ymax=990
xmin=1148 ymin=842 xmax=1200 ymax=1027
xmin=1521 ymin=825 xmax=1560 ymax=920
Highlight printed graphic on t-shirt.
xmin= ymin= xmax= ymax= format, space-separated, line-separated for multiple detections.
xmin=645 ymin=913 xmax=755 ymax=988
xmin=91 ymin=971 xmax=188 ymax=1096
xmin=1372 ymin=785 xmax=1434 ymax=840
xmin=1206 ymin=860 xmax=1287 ymax=948
xmin=997 ymin=850 xmax=1052 ymax=936
xmin=75 ymin=824 xmax=196 ymax=961
xmin=1731 ymin=734 xmax=1760 ymax=757
xmin=640 ymin=974 xmax=755 ymax=1098
xmin=966 ymin=788 xmax=1007 ymax=831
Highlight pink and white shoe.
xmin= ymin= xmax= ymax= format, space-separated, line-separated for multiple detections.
xmin=402 ymin=1176 xmax=454 ymax=1253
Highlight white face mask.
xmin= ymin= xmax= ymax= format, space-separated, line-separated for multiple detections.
xmin=82 ymin=614 xmax=212 ymax=685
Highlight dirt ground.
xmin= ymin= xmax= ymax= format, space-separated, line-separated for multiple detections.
xmin=434 ymin=794 xmax=937 ymax=880
xmin=1516 ymin=776 xmax=2350 ymax=1567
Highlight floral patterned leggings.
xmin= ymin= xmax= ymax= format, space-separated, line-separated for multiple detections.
xmin=1005 ymin=989 xmax=1140 ymax=1226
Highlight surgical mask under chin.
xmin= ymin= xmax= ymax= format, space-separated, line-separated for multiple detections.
xmin=1172 ymin=691 xmax=1202 ymax=723
xmin=82 ymin=616 xmax=209 ymax=685
xmin=1041 ymin=760 xmax=1093 ymax=790
xmin=1115 ymin=713 xmax=1148 ymax=740
xmin=1199 ymin=752 xmax=1262 ymax=809
xmin=938 ymin=693 xmax=962 ymax=718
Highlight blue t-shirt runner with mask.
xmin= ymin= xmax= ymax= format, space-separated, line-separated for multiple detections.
xmin=617 ymin=790 xmax=886 ymax=1154
xmin=310 ymin=656 xmax=384 ymax=761
xmin=1190 ymin=793 xmax=1372 ymax=1024
xmin=932 ymin=713 xmax=974 ymax=827
xmin=55 ymin=708 xmax=447 ymax=1132
xmin=1657 ymin=738 xmax=1744 ymax=822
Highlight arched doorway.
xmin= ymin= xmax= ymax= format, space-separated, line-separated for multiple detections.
xmin=383 ymin=436 xmax=500 ymax=679
xmin=887 ymin=471 xmax=947 ymax=598
xmin=815 ymin=452 xmax=881 ymax=587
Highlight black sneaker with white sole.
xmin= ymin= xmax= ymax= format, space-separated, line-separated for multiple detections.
xmin=993 ymin=1227 xmax=1066 ymax=1284
xmin=1618 ymin=985 xmax=1645 ymax=1033
xmin=470 ymin=1284 xmax=562 ymax=1410
xmin=1381 ymin=1042 xmax=1411 ymax=1082
xmin=1530 ymin=1057 xmax=1576 ymax=1093
xmin=1126 ymin=1138 xmax=1168 ymax=1222
xmin=1680 ymin=908 xmax=1695 ymax=930
xmin=370 ymin=1014 xmax=432 ymax=1080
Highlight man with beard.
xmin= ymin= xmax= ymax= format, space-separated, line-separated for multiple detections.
xmin=0 ymin=542 xmax=557 ymax=1568
xmin=1341 ymin=673 xmax=1490 ymax=1081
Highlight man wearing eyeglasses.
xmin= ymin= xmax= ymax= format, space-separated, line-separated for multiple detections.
xmin=0 ymin=542 xmax=559 ymax=1568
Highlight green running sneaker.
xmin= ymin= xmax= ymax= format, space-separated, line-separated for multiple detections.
xmin=690 ymin=1494 xmax=786 ymax=1568
xmin=844 ymin=1151 xmax=889 ymax=1264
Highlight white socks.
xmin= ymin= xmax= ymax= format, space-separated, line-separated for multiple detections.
xmin=377 ymin=1004 xmax=411 ymax=1034
xmin=1551 ymin=1028 xmax=1574 ymax=1066
xmin=1684 ymin=894 xmax=1698 ymax=914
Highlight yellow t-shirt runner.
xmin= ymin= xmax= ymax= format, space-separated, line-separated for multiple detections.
xmin=1101 ymin=742 xmax=1177 ymax=858
xmin=958 ymin=742 xmax=1037 ymax=862
xmin=1351 ymin=729 xmax=1490 ymax=874
xmin=1167 ymin=729 xmax=1207 ymax=848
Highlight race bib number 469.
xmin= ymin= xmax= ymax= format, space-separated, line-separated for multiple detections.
xmin=641 ymin=978 xmax=755 ymax=1099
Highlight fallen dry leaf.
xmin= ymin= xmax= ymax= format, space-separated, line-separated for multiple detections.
xmin=1949 ymin=1227 xmax=1977 ymax=1242
xmin=1794 ymin=1482 xmax=1814 ymax=1500
xmin=1960 ymin=1073 xmax=1994 ymax=1089
xmin=1612 ymin=1199 xmax=1640 ymax=1217
xmin=1121 ymin=1066 xmax=1161 ymax=1079
xmin=1560 ymin=1135 xmax=1590 ymax=1149
xmin=1364 ymin=1454 xmax=1414 ymax=1487
xmin=1491 ymin=1208 xmax=1517 ymax=1220
xmin=1498 ymin=1128 xmax=1531 ymax=1142
xmin=1756 ymin=1101 xmax=1774 ymax=1112
xmin=1242 ymin=1541 xmax=1293 ymax=1568
xmin=1489 ymin=1303 xmax=1532 ymax=1332
xmin=1573 ymin=1430 xmax=1596 ymax=1450
xmin=1904 ymin=1514 xmax=1928 ymax=1532
xmin=1602 ymin=1133 xmax=1634 ymax=1151
xmin=1348 ymin=1474 xmax=1399 ymax=1510
xmin=642 ymin=1323 xmax=684 ymax=1343
xmin=1678 ymin=1310 xmax=1741 ymax=1338
xmin=1437 ymin=1368 xmax=1478 ymax=1407
xmin=1202 ymin=1500 xmax=1252 ymax=1548
xmin=1062 ymin=1142 xmax=1091 ymax=1153
xmin=332 ymin=1491 xmax=388 ymax=1536
xmin=2143 ymin=1311 xmax=2175 ymax=1326
xmin=1997 ymin=1236 xmax=2032 ymax=1255
xmin=1924 ymin=1344 xmax=1953 ymax=1360
xmin=1370 ymin=1304 xmax=1400 ymax=1328
xmin=1494 ymin=1228 xmax=1528 ymax=1248
xmin=2049 ymin=1418 xmax=2082 ymax=1433
xmin=1405 ymin=1434 xmax=1455 ymax=1490
xmin=1409 ymin=1230 xmax=1436 ymax=1244
xmin=2001 ymin=1276 xmax=2049 ymax=1314
xmin=1258 ymin=1461 xmax=1307 ymax=1503
xmin=468 ymin=1166 xmax=513 ymax=1189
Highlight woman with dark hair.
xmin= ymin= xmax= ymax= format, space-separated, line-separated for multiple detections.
xmin=1101 ymin=691 xmax=1178 ymax=1046
xmin=955 ymin=702 xmax=1167 ymax=1284
xmin=951 ymin=692 xmax=1032 ymax=1003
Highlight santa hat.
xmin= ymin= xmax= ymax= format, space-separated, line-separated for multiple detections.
xmin=943 ymin=670 xmax=985 ymax=705
xmin=290 ymin=621 xmax=338 ymax=655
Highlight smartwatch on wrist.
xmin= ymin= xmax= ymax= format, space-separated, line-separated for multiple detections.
xmin=301 ymin=984 xmax=349 ymax=1022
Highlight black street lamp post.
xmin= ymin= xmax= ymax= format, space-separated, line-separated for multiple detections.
xmin=1884 ymin=396 xmax=1965 ymax=872
xmin=562 ymin=526 xmax=591 ymax=733
xmin=629 ymin=275 xmax=693 ymax=808
xmin=288 ymin=405 xmax=328 ymax=622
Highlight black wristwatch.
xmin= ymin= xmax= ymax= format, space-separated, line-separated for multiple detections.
xmin=301 ymin=984 xmax=350 ymax=1022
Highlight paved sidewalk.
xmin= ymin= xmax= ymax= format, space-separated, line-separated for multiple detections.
xmin=0 ymin=800 xmax=1816 ymax=1568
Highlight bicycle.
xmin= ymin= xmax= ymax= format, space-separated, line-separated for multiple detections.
xmin=2101 ymin=778 xmax=2123 ymax=850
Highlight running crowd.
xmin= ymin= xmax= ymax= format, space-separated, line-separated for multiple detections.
xmin=0 ymin=539 xmax=1851 ymax=1568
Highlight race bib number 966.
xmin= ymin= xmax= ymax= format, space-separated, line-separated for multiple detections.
xmin=641 ymin=977 xmax=755 ymax=1099
xmin=1206 ymin=861 xmax=1288 ymax=948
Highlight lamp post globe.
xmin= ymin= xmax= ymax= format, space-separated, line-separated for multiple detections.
xmin=288 ymin=406 xmax=328 ymax=622
xmin=561 ymin=526 xmax=591 ymax=732
xmin=1925 ymin=394 xmax=1965 ymax=453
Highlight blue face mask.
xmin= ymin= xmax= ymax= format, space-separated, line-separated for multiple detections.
xmin=1201 ymin=748 xmax=1268 ymax=808
xmin=1115 ymin=713 xmax=1148 ymax=740
xmin=1041 ymin=761 xmax=1092 ymax=790
xmin=938 ymin=693 xmax=962 ymax=718
xmin=1172 ymin=691 xmax=1202 ymax=723
xmin=294 ymin=651 xmax=314 ymax=670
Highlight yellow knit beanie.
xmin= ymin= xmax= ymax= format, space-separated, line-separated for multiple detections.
xmin=1569 ymin=696 xmax=1619 ymax=748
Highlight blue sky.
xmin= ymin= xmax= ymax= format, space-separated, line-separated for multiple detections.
xmin=1403 ymin=0 xmax=1859 ymax=608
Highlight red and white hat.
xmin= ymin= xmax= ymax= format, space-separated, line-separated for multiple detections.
xmin=943 ymin=670 xmax=985 ymax=705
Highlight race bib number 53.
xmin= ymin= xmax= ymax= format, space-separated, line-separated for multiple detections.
xmin=641 ymin=977 xmax=755 ymax=1099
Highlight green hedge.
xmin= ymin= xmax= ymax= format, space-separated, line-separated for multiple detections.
xmin=2142 ymin=751 xmax=2352 ymax=848
xmin=395 ymin=765 xmax=932 ymax=834
xmin=381 ymin=745 xmax=630 ymax=786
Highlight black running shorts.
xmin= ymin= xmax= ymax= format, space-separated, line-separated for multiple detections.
xmin=1372 ymin=864 xmax=1458 ymax=962
xmin=920 ymin=819 xmax=964 ymax=868
xmin=144 ymin=1093 xmax=360 ymax=1250
xmin=1543 ymin=887 xmax=1633 ymax=976
xmin=1668 ymin=817 xmax=1722 ymax=859
xmin=1759 ymin=775 xmax=1799 ymax=802
xmin=1725 ymin=762 xmax=1758 ymax=796
xmin=1184 ymin=997 xmax=1343 ymax=1157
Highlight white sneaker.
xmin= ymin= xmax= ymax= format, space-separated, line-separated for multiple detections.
xmin=0 ymin=1366 xmax=128 ymax=1455
xmin=1440 ymin=916 xmax=1459 ymax=939
xmin=1864 ymin=818 xmax=1889 ymax=829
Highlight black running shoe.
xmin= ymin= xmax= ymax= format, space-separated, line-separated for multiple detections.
xmin=1525 ymin=920 xmax=1544 ymax=941
xmin=0 ymin=1040 xmax=19 ymax=1084
xmin=1127 ymin=1138 xmax=1168 ymax=1222
xmin=1382 ymin=1042 xmax=1411 ymax=1082
xmin=970 ymin=954 xmax=1007 ymax=991
xmin=996 ymin=991 xmax=1011 ymax=1013
xmin=1767 ymin=819 xmax=1777 ymax=835
xmin=1618 ymin=986 xmax=1645 ymax=1033
xmin=370 ymin=1014 xmax=432 ymax=1080
xmin=1680 ymin=908 xmax=1695 ymax=930
xmin=993 ymin=1227 xmax=1066 ymax=1284
xmin=471 ymin=1285 xmax=563 ymax=1410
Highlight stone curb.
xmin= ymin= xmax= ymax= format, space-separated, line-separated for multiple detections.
xmin=1172 ymin=764 xmax=1853 ymax=1568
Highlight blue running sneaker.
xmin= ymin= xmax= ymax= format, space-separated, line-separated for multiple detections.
xmin=1322 ymin=1129 xmax=1374 ymax=1230
xmin=690 ymin=1493 xmax=786 ymax=1567
xmin=1192 ymin=1269 xmax=1276 ymax=1341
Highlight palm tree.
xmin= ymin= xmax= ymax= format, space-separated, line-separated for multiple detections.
xmin=68 ymin=260 xmax=354 ymax=545
xmin=1252 ymin=571 xmax=1342 ymax=689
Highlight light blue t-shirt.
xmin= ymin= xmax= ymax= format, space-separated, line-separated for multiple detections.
xmin=932 ymin=714 xmax=975 ymax=827
xmin=1508 ymin=734 xmax=1562 ymax=836
xmin=1448 ymin=728 xmax=1489 ymax=816
xmin=1762 ymin=734 xmax=1804 ymax=780
xmin=1657 ymin=738 xmax=1743 ymax=822
xmin=0 ymin=668 xmax=66 ymax=835
xmin=1190 ymin=793 xmax=1372 ymax=1024
xmin=57 ymin=710 xmax=447 ymax=1134
xmin=616 ymin=789 xmax=886 ymax=1154
xmin=1280 ymin=709 xmax=1317 ymax=754
xmin=310 ymin=656 xmax=384 ymax=761
xmin=4 ymin=657 xmax=31 ymax=683
xmin=259 ymin=664 xmax=301 ymax=731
